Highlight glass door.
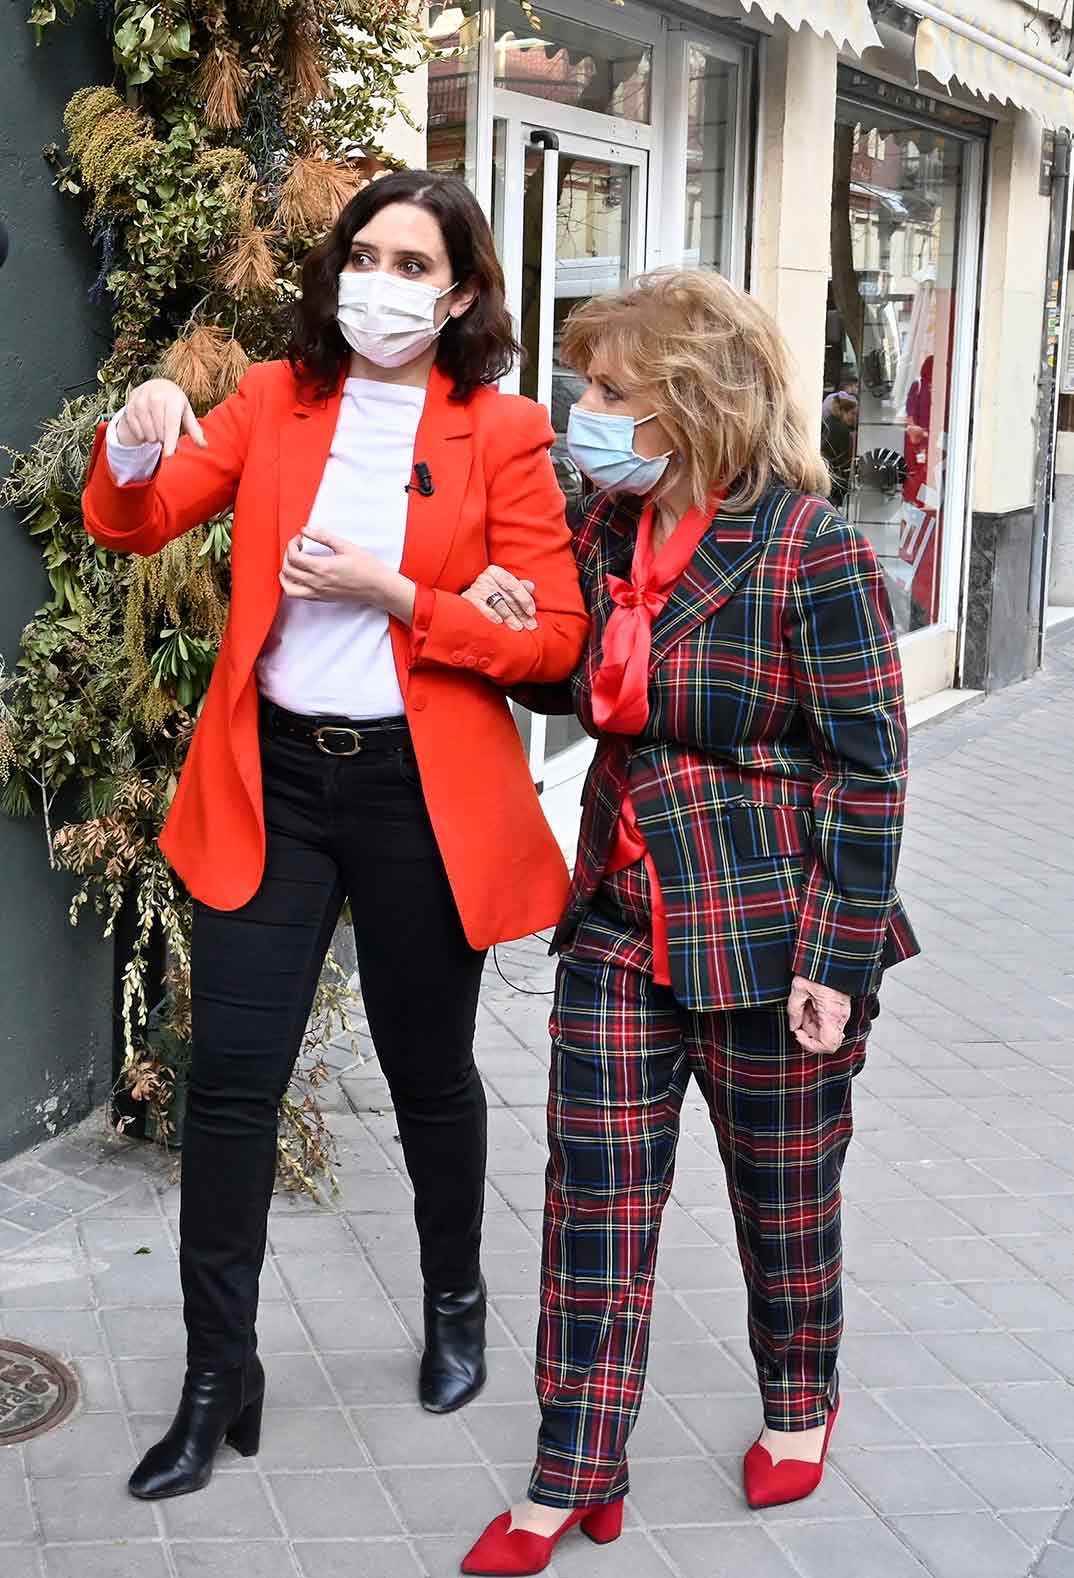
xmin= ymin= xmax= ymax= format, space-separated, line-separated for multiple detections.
xmin=498 ymin=120 xmax=648 ymax=786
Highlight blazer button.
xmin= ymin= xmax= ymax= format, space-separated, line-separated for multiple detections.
xmin=450 ymin=650 xmax=464 ymax=665
xmin=465 ymin=655 xmax=477 ymax=666
xmin=409 ymin=689 xmax=426 ymax=712
xmin=478 ymin=656 xmax=491 ymax=670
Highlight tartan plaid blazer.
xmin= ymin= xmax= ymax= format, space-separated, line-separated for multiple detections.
xmin=528 ymin=482 xmax=920 ymax=1012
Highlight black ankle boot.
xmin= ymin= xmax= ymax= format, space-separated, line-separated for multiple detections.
xmin=128 ymin=1353 xmax=265 ymax=1500
xmin=419 ymin=1279 xmax=487 ymax=1414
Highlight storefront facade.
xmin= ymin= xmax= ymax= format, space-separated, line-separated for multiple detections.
xmin=397 ymin=0 xmax=1072 ymax=806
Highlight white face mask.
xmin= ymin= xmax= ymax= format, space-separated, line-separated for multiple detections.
xmin=336 ymin=270 xmax=456 ymax=368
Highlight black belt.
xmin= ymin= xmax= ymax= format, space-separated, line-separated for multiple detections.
xmin=260 ymin=700 xmax=410 ymax=757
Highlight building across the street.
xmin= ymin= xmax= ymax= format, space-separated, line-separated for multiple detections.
xmin=383 ymin=0 xmax=1074 ymax=817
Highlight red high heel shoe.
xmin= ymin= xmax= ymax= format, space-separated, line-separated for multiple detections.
xmin=460 ymin=1498 xmax=624 ymax=1575
xmin=743 ymin=1396 xmax=841 ymax=1509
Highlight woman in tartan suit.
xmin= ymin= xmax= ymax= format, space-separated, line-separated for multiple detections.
xmin=461 ymin=271 xmax=920 ymax=1575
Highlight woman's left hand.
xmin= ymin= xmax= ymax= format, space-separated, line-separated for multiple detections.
xmin=280 ymin=527 xmax=412 ymax=619
xmin=787 ymin=976 xmax=852 ymax=1053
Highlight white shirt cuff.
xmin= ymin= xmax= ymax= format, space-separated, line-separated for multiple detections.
xmin=105 ymin=410 xmax=162 ymax=486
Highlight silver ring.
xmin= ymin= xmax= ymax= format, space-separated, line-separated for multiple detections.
xmin=486 ymin=591 xmax=507 ymax=608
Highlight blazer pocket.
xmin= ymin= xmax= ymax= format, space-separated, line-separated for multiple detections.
xmin=725 ymin=802 xmax=812 ymax=864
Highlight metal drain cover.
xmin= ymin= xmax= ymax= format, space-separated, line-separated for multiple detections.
xmin=0 ymin=1340 xmax=78 ymax=1444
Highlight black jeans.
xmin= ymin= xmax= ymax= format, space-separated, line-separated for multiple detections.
xmin=180 ymin=711 xmax=488 ymax=1369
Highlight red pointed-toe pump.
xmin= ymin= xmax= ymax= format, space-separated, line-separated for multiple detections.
xmin=743 ymin=1395 xmax=841 ymax=1510
xmin=460 ymin=1498 xmax=624 ymax=1576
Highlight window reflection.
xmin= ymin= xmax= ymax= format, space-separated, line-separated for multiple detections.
xmin=494 ymin=1 xmax=652 ymax=123
xmin=825 ymin=102 xmax=966 ymax=635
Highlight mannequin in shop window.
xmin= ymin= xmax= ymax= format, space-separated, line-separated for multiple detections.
xmin=821 ymin=393 xmax=858 ymax=510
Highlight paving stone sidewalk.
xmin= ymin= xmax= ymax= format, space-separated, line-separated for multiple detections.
xmin=1 ymin=641 xmax=1074 ymax=1578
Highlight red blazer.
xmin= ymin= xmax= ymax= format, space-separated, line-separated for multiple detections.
xmin=82 ymin=361 xmax=589 ymax=947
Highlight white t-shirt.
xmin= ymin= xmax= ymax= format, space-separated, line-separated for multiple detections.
xmin=105 ymin=376 xmax=425 ymax=719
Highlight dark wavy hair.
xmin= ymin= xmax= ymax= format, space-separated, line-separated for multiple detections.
xmin=288 ymin=170 xmax=520 ymax=402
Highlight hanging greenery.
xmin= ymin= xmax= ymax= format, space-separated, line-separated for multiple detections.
xmin=2 ymin=0 xmax=432 ymax=1189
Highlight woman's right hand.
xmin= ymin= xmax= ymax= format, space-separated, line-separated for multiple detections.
xmin=116 ymin=379 xmax=207 ymax=457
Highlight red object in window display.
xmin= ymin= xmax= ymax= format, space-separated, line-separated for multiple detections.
xmin=900 ymin=356 xmax=939 ymax=628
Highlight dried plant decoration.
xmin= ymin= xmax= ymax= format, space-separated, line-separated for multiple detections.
xmin=278 ymin=154 xmax=367 ymax=236
xmin=196 ymin=42 xmax=251 ymax=130
xmin=11 ymin=0 xmax=432 ymax=1190
xmin=215 ymin=225 xmax=279 ymax=297
xmin=216 ymin=337 xmax=252 ymax=399
xmin=159 ymin=324 xmax=230 ymax=408
xmin=282 ymin=1 xmax=329 ymax=107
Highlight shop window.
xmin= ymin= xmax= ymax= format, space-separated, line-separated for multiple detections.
xmin=684 ymin=45 xmax=738 ymax=275
xmin=426 ymin=2 xmax=481 ymax=179
xmin=823 ymin=93 xmax=977 ymax=636
xmin=492 ymin=0 xmax=652 ymax=124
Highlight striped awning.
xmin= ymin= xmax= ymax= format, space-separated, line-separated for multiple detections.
xmin=744 ymin=0 xmax=881 ymax=59
xmin=915 ymin=16 xmax=1074 ymax=129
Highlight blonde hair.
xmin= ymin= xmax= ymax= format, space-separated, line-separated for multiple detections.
xmin=560 ymin=269 xmax=829 ymax=512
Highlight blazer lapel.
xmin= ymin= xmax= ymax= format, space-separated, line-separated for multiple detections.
xmin=398 ymin=364 xmax=473 ymax=588
xmin=277 ymin=376 xmax=346 ymax=562
xmin=647 ymin=488 xmax=780 ymax=671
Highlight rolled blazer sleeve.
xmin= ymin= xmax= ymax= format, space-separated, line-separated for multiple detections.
xmin=83 ymin=367 xmax=265 ymax=556
xmin=409 ymin=400 xmax=589 ymax=686
xmin=785 ymin=515 xmax=909 ymax=997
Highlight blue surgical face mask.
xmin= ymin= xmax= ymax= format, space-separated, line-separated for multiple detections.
xmin=565 ymin=406 xmax=674 ymax=496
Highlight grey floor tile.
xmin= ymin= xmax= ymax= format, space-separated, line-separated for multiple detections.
xmin=648 ymin=1526 xmax=797 ymax=1578
xmin=627 ymin=1457 xmax=747 ymax=1526
xmin=939 ymin=1442 xmax=1074 ymax=1510
xmin=961 ymin=1281 xmax=1074 ymax=1331
xmin=923 ymin=1331 xmax=1064 ymax=1385
xmin=354 ymin=1404 xmax=480 ymax=1467
xmin=91 ymin=1254 xmax=181 ymax=1308
xmin=42 ymin=1546 xmax=170 ymax=1578
xmin=269 ymin=1470 xmax=402 ymax=1539
xmin=0 ymin=1273 xmax=96 ymax=1310
xmin=839 ymin=1334 xmax=962 ymax=1389
xmin=160 ymin=1474 xmax=281 ymax=1539
xmin=380 ymin=1464 xmax=505 ymax=1536
xmin=982 ymin=1382 xmax=1074 ymax=1445
xmin=669 ymin=1392 xmax=767 ymax=1455
xmin=629 ymin=1394 xmax=709 ymax=1460
xmin=78 ymin=1219 xmax=173 ymax=1256
xmin=647 ymin=1341 xmax=755 ymax=1398
xmin=272 ymin=1249 xmax=381 ymax=1300
xmin=322 ymin=1349 xmax=419 ymax=1407
xmin=262 ymin=1354 xmax=341 ymax=1409
xmin=99 ymin=1307 xmax=186 ymax=1359
xmin=171 ymin=1543 xmax=296 ymax=1578
xmin=68 ymin=1357 xmax=123 ymax=1412
xmin=879 ymin=1385 xmax=1024 ymax=1446
xmin=863 ymin=1282 xmax=1000 ymax=1334
xmin=0 ymin=1307 xmax=104 ymax=1357
xmin=553 ymin=1529 xmax=675 ymax=1577
xmin=0 ymin=1455 xmax=37 ymax=1541
xmin=34 ymin=1475 xmax=158 ymax=1542
xmin=460 ymin=1401 xmax=542 ymax=1466
xmin=296 ymin=1298 xmax=412 ymax=1353
xmin=22 ymin=1410 xmax=131 ymax=1479
xmin=891 ymin=1511 xmax=1035 ymax=1577
xmin=257 ymin=1407 xmax=368 ymax=1469
xmin=293 ymin=1541 xmax=423 ymax=1578
xmin=771 ymin=1518 xmax=930 ymax=1578
xmin=831 ymin=1446 xmax=987 ymax=1515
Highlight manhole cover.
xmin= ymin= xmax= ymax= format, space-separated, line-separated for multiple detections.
xmin=0 ymin=1340 xmax=78 ymax=1444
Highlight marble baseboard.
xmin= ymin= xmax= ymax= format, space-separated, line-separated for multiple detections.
xmin=962 ymin=506 xmax=1039 ymax=691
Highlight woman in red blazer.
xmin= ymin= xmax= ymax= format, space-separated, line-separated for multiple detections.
xmin=82 ymin=170 xmax=588 ymax=1501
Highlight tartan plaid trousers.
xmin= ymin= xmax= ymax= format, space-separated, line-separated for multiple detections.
xmin=530 ymin=861 xmax=877 ymax=1509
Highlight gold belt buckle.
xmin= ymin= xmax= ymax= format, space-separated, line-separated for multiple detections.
xmin=313 ymin=726 xmax=363 ymax=756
